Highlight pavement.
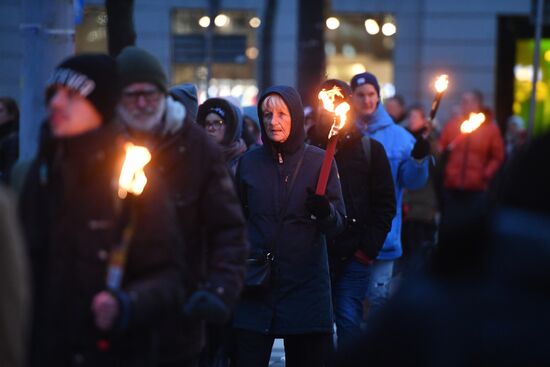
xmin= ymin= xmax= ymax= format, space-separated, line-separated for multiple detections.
xmin=269 ymin=339 xmax=285 ymax=366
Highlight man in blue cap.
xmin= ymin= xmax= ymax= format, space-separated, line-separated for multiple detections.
xmin=350 ymin=72 xmax=430 ymax=321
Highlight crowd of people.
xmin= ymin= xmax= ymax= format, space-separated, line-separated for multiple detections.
xmin=0 ymin=47 xmax=545 ymax=367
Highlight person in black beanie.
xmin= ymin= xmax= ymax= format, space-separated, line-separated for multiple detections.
xmin=197 ymin=98 xmax=247 ymax=176
xmin=19 ymin=53 xmax=185 ymax=367
xmin=316 ymin=79 xmax=396 ymax=351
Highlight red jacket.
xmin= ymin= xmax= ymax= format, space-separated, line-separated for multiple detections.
xmin=439 ymin=115 xmax=504 ymax=191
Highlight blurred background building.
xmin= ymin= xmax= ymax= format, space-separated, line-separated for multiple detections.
xmin=0 ymin=0 xmax=547 ymax=157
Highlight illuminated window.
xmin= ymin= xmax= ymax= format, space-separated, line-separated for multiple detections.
xmin=172 ymin=10 xmax=259 ymax=105
xmin=514 ymin=39 xmax=550 ymax=135
xmin=75 ymin=6 xmax=108 ymax=53
xmin=324 ymin=14 xmax=395 ymax=100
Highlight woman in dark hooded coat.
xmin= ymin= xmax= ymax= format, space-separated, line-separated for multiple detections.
xmin=197 ymin=98 xmax=247 ymax=176
xmin=231 ymin=85 xmax=346 ymax=366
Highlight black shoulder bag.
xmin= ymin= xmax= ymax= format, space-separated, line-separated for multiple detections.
xmin=244 ymin=147 xmax=307 ymax=291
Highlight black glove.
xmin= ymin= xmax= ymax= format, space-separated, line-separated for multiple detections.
xmin=184 ymin=290 xmax=229 ymax=324
xmin=305 ymin=188 xmax=331 ymax=220
xmin=411 ymin=136 xmax=430 ymax=160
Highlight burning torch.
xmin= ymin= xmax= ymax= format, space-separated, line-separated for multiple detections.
xmin=106 ymin=142 xmax=152 ymax=291
xmin=429 ymin=74 xmax=449 ymax=123
xmin=448 ymin=112 xmax=486 ymax=150
xmin=315 ymin=86 xmax=350 ymax=195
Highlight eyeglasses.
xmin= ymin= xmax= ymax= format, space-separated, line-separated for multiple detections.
xmin=122 ymin=89 xmax=162 ymax=103
xmin=202 ymin=119 xmax=225 ymax=130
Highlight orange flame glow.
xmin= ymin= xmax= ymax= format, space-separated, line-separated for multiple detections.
xmin=318 ymin=87 xmax=350 ymax=139
xmin=460 ymin=112 xmax=485 ymax=134
xmin=318 ymin=86 xmax=344 ymax=113
xmin=118 ymin=143 xmax=152 ymax=199
xmin=435 ymin=74 xmax=449 ymax=93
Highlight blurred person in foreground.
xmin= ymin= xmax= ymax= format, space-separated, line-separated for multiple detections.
xmin=350 ymin=72 xmax=429 ymax=320
xmin=19 ymin=53 xmax=184 ymax=367
xmin=116 ymin=46 xmax=248 ymax=367
xmin=335 ymin=130 xmax=550 ymax=367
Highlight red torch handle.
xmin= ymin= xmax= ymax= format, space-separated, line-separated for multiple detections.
xmin=315 ymin=136 xmax=338 ymax=195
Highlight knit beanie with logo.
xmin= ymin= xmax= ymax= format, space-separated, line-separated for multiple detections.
xmin=47 ymin=53 xmax=119 ymax=123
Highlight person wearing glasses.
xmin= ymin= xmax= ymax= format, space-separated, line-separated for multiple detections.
xmin=197 ymin=98 xmax=247 ymax=176
xmin=115 ymin=47 xmax=248 ymax=367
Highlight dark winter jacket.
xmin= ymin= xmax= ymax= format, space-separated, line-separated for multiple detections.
xmin=0 ymin=119 xmax=19 ymax=184
xmin=233 ymin=85 xmax=346 ymax=335
xmin=136 ymin=107 xmax=248 ymax=362
xmin=19 ymin=124 xmax=184 ymax=367
xmin=330 ymin=124 xmax=396 ymax=262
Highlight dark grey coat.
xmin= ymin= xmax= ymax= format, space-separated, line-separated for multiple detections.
xmin=233 ymin=86 xmax=346 ymax=335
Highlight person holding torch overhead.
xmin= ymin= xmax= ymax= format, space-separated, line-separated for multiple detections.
xmin=19 ymin=54 xmax=184 ymax=367
xmin=350 ymin=72 xmax=429 ymax=321
xmin=232 ymin=85 xmax=345 ymax=367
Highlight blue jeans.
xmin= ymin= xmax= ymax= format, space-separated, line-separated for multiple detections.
xmin=364 ymin=259 xmax=394 ymax=321
xmin=332 ymin=258 xmax=371 ymax=350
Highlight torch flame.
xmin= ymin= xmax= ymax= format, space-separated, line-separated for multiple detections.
xmin=118 ymin=142 xmax=152 ymax=199
xmin=318 ymin=87 xmax=350 ymax=139
xmin=435 ymin=74 xmax=449 ymax=93
xmin=318 ymin=86 xmax=344 ymax=113
xmin=460 ymin=112 xmax=485 ymax=134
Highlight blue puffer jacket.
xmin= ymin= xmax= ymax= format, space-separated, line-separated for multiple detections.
xmin=355 ymin=104 xmax=429 ymax=260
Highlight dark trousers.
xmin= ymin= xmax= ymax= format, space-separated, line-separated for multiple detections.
xmin=232 ymin=328 xmax=333 ymax=367
xmin=400 ymin=219 xmax=437 ymax=273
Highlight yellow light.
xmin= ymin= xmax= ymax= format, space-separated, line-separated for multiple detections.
xmin=198 ymin=16 xmax=210 ymax=28
xmin=214 ymin=14 xmax=230 ymax=27
xmin=246 ymin=47 xmax=259 ymax=60
xmin=513 ymin=102 xmax=522 ymax=114
xmin=118 ymin=143 xmax=152 ymax=199
xmin=364 ymin=19 xmax=380 ymax=35
xmin=351 ymin=63 xmax=366 ymax=75
xmin=249 ymin=17 xmax=261 ymax=28
xmin=434 ymin=74 xmax=449 ymax=93
xmin=326 ymin=17 xmax=340 ymax=30
xmin=460 ymin=113 xmax=486 ymax=134
xmin=545 ymin=50 xmax=550 ymax=63
xmin=318 ymin=87 xmax=350 ymax=139
xmin=382 ymin=22 xmax=397 ymax=36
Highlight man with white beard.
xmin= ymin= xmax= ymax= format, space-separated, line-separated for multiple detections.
xmin=116 ymin=47 xmax=248 ymax=367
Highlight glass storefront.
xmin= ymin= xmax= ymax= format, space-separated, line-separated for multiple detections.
xmin=514 ymin=39 xmax=550 ymax=135
xmin=75 ymin=6 xmax=108 ymax=54
xmin=172 ymin=9 xmax=259 ymax=105
xmin=324 ymin=13 xmax=395 ymax=99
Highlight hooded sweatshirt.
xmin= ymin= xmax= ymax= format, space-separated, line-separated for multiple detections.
xmin=233 ymin=85 xmax=346 ymax=334
xmin=355 ymin=103 xmax=429 ymax=260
